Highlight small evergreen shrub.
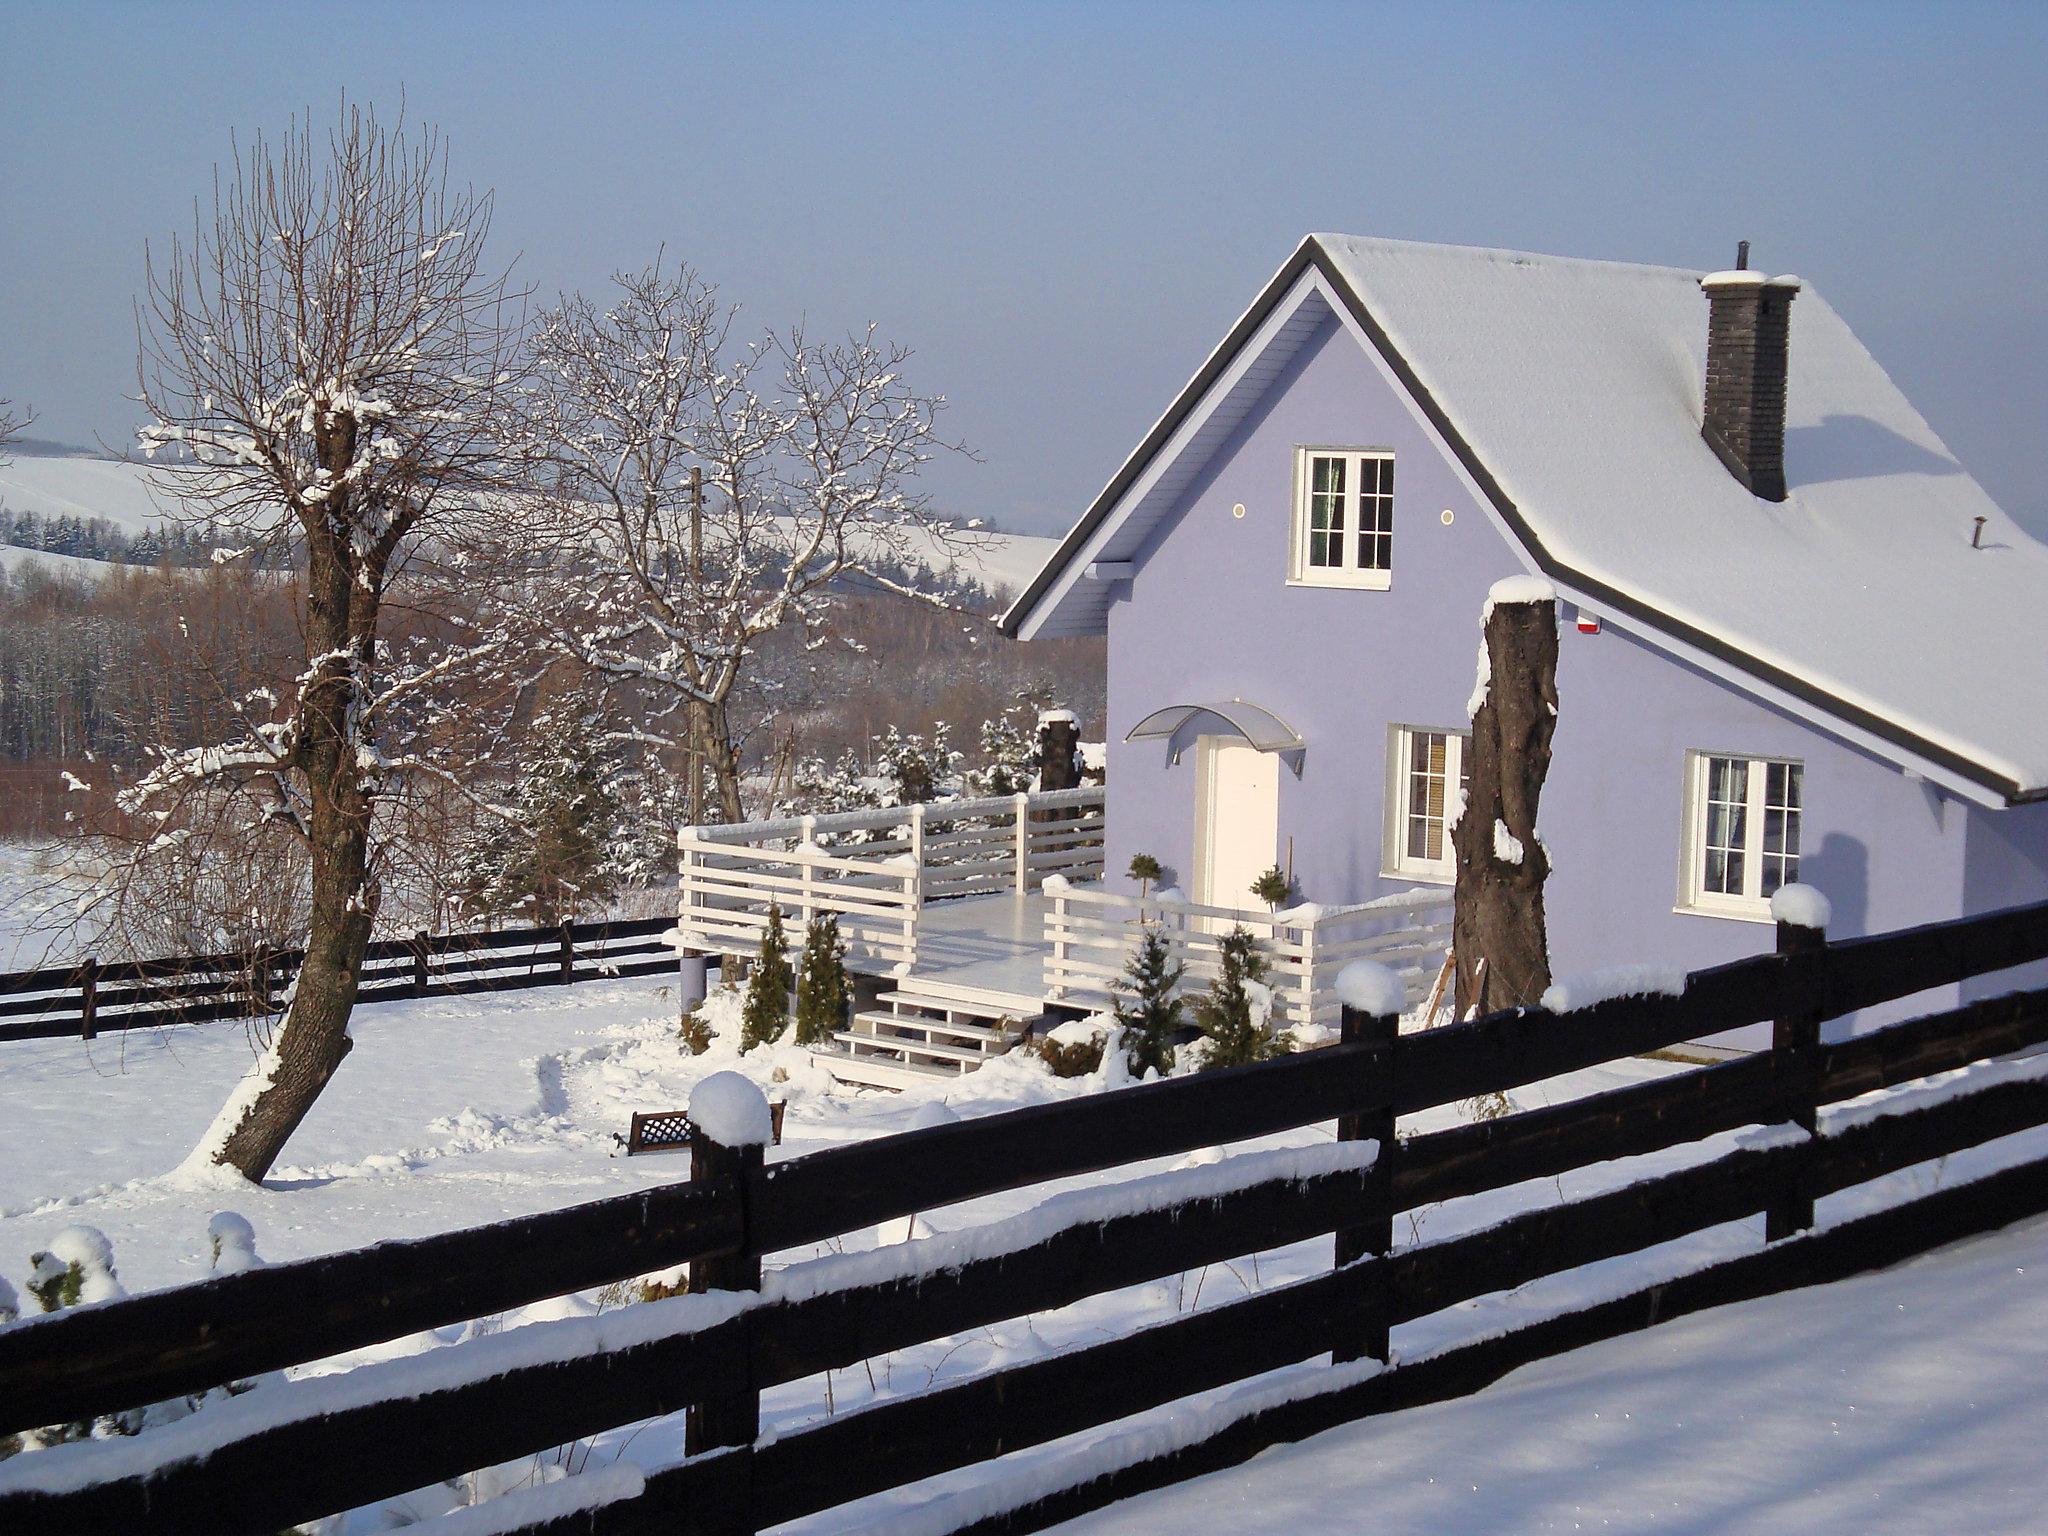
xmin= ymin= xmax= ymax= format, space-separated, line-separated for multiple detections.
xmin=1113 ymin=924 xmax=1184 ymax=1078
xmin=739 ymin=905 xmax=794 ymax=1052
xmin=1127 ymin=852 xmax=1163 ymax=897
xmin=794 ymin=913 xmax=851 ymax=1046
xmin=1250 ymin=865 xmax=1296 ymax=910
xmin=677 ymin=1009 xmax=714 ymax=1055
xmin=1193 ymin=926 xmax=1279 ymax=1070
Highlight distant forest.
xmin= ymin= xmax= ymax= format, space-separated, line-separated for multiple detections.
xmin=0 ymin=555 xmax=1103 ymax=839
xmin=0 ymin=506 xmax=291 ymax=569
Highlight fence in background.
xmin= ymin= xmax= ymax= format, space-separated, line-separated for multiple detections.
xmin=0 ymin=915 xmax=681 ymax=1043
xmin=1 ymin=896 xmax=2045 ymax=1535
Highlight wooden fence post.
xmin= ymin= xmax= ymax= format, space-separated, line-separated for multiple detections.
xmin=558 ymin=922 xmax=575 ymax=985
xmin=1766 ymin=885 xmax=1829 ymax=1241
xmin=412 ymin=931 xmax=430 ymax=997
xmin=79 ymin=955 xmax=99 ymax=1041
xmin=1332 ymin=962 xmax=1401 ymax=1365
xmin=685 ymin=1073 xmax=768 ymax=1531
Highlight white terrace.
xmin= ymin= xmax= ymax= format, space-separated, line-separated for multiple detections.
xmin=676 ymin=786 xmax=1452 ymax=1088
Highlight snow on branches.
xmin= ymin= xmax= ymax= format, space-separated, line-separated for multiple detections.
xmin=486 ymin=259 xmax=979 ymax=823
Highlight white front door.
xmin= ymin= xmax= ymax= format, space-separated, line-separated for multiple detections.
xmin=1194 ymin=737 xmax=1279 ymax=914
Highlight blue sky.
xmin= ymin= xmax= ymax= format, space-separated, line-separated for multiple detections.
xmin=4 ymin=1 xmax=2044 ymax=534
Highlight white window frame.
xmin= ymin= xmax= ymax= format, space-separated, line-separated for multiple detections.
xmin=1290 ymin=447 xmax=1394 ymax=590
xmin=1382 ymin=725 xmax=1469 ymax=883
xmin=1678 ymin=751 xmax=1804 ymax=921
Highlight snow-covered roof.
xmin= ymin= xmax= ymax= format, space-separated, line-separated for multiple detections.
xmin=1005 ymin=234 xmax=2048 ymax=802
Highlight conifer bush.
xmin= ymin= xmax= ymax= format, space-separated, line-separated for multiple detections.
xmin=1127 ymin=852 xmax=1163 ymax=897
xmin=1250 ymin=864 xmax=1295 ymax=910
xmin=739 ymin=905 xmax=794 ymax=1052
xmin=794 ymin=912 xmax=851 ymax=1045
xmin=1113 ymin=924 xmax=1184 ymax=1077
xmin=1192 ymin=926 xmax=1279 ymax=1069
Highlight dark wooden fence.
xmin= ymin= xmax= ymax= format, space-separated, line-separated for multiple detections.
xmin=1 ymin=897 xmax=2046 ymax=1535
xmin=0 ymin=915 xmax=681 ymax=1043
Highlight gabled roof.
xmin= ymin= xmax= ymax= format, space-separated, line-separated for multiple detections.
xmin=1004 ymin=234 xmax=2048 ymax=804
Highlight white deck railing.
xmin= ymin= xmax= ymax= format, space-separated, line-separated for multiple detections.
xmin=676 ymin=786 xmax=1106 ymax=972
xmin=1042 ymin=883 xmax=1454 ymax=1034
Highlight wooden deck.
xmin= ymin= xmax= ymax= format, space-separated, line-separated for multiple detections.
xmin=857 ymin=890 xmax=1053 ymax=1010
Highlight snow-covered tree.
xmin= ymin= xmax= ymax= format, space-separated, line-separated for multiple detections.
xmin=786 ymin=749 xmax=882 ymax=824
xmin=875 ymin=722 xmax=959 ymax=805
xmin=794 ymin=912 xmax=850 ymax=1046
xmin=457 ymin=698 xmax=655 ymax=925
xmin=1113 ymin=924 xmax=1184 ymax=1077
xmin=498 ymin=259 xmax=973 ymax=826
xmin=739 ymin=904 xmax=794 ymax=1051
xmin=971 ymin=704 xmax=1038 ymax=796
xmin=110 ymin=103 xmax=527 ymax=1182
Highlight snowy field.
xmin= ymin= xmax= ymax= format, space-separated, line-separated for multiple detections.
xmin=0 ymin=450 xmax=1062 ymax=595
xmin=2 ymin=972 xmax=2045 ymax=1530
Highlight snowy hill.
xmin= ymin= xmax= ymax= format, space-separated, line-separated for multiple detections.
xmin=0 ymin=448 xmax=1060 ymax=596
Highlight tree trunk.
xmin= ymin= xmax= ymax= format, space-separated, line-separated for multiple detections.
xmin=1452 ymin=588 xmax=1558 ymax=1018
xmin=207 ymin=521 xmax=376 ymax=1181
xmin=702 ymin=694 xmax=744 ymax=824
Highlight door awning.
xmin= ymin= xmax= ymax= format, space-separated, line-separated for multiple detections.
xmin=1124 ymin=699 xmax=1304 ymax=753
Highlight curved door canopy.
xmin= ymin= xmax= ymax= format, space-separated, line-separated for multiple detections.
xmin=1124 ymin=698 xmax=1304 ymax=755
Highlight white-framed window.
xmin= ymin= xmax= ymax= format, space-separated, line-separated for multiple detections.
xmin=1681 ymin=752 xmax=1804 ymax=919
xmin=1383 ymin=725 xmax=1470 ymax=882
xmin=1292 ymin=448 xmax=1394 ymax=588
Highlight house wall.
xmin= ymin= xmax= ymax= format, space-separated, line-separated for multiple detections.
xmin=1102 ymin=311 xmax=2025 ymax=1033
xmin=1962 ymin=802 xmax=2048 ymax=1000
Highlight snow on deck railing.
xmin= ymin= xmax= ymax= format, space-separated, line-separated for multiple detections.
xmin=674 ymin=786 xmax=1106 ymax=970
xmin=1042 ymin=882 xmax=1453 ymax=1033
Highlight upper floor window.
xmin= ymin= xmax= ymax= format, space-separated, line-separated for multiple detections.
xmin=1292 ymin=448 xmax=1393 ymax=589
xmin=1681 ymin=752 xmax=1803 ymax=919
xmin=1383 ymin=724 xmax=1469 ymax=882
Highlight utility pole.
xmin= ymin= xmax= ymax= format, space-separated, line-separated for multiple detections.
xmin=687 ymin=465 xmax=706 ymax=825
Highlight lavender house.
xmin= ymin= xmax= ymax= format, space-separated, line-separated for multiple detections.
xmin=1003 ymin=235 xmax=2048 ymax=1025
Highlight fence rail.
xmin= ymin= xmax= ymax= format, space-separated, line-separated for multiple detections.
xmin=0 ymin=914 xmax=681 ymax=1043
xmin=1044 ymin=882 xmax=1455 ymax=1031
xmin=2 ymin=895 xmax=2046 ymax=1536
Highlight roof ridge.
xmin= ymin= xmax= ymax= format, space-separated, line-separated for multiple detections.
xmin=1309 ymin=231 xmax=1716 ymax=286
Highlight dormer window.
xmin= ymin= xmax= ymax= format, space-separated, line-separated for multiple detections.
xmin=1291 ymin=449 xmax=1393 ymax=589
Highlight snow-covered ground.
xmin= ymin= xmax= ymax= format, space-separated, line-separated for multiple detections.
xmin=0 ymin=842 xmax=71 ymax=971
xmin=1053 ymin=1212 xmax=2048 ymax=1536
xmin=2 ymin=971 xmax=2043 ymax=1531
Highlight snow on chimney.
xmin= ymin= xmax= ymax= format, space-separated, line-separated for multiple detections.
xmin=1699 ymin=242 xmax=1800 ymax=502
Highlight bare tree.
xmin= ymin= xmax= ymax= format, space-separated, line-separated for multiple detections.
xmin=117 ymin=102 xmax=525 ymax=1181
xmin=502 ymin=260 xmax=972 ymax=824
xmin=0 ymin=396 xmax=33 ymax=461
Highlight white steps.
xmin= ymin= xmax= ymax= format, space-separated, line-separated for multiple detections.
xmin=811 ymin=980 xmax=1041 ymax=1090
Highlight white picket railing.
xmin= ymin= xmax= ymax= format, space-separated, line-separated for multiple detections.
xmin=676 ymin=787 xmax=1106 ymax=971
xmin=1042 ymin=882 xmax=1454 ymax=1035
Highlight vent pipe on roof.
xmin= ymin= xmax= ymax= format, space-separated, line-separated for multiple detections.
xmin=1700 ymin=243 xmax=1800 ymax=502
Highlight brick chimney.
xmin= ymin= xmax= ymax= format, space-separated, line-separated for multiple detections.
xmin=1700 ymin=241 xmax=1800 ymax=502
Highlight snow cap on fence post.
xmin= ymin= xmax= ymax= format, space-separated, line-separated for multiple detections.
xmin=1334 ymin=960 xmax=1406 ymax=1022
xmin=689 ymin=1071 xmax=775 ymax=1148
xmin=1770 ymin=883 xmax=1832 ymax=933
